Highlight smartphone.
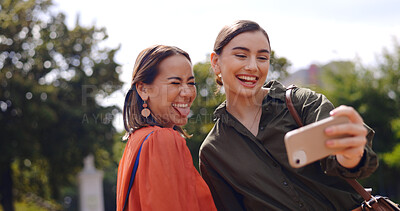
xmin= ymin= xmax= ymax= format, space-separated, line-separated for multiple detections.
xmin=284 ymin=116 xmax=350 ymax=168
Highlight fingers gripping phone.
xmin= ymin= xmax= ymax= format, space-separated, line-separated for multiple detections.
xmin=284 ymin=116 xmax=350 ymax=168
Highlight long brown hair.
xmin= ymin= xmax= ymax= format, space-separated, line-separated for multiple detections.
xmin=122 ymin=45 xmax=192 ymax=139
xmin=213 ymin=20 xmax=271 ymax=86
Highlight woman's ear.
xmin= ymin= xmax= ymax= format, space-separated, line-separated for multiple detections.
xmin=136 ymin=82 xmax=149 ymax=101
xmin=210 ymin=52 xmax=221 ymax=76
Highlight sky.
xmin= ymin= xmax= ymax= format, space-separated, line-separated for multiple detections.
xmin=51 ymin=0 xmax=400 ymax=131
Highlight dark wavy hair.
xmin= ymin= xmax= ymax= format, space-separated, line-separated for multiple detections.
xmin=122 ymin=45 xmax=192 ymax=139
xmin=213 ymin=20 xmax=271 ymax=86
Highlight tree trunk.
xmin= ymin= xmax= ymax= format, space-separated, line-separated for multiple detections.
xmin=0 ymin=160 xmax=14 ymax=211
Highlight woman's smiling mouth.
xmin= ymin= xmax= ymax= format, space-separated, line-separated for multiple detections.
xmin=236 ymin=74 xmax=258 ymax=87
xmin=172 ymin=103 xmax=191 ymax=116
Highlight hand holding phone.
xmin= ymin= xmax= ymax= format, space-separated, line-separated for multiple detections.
xmin=284 ymin=116 xmax=351 ymax=168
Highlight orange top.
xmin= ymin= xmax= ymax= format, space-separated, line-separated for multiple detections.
xmin=116 ymin=126 xmax=216 ymax=211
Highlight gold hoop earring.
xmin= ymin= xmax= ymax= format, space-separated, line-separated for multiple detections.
xmin=141 ymin=100 xmax=150 ymax=118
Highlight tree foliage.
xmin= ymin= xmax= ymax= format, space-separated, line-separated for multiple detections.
xmin=320 ymin=41 xmax=400 ymax=201
xmin=0 ymin=0 xmax=122 ymax=210
xmin=268 ymin=50 xmax=291 ymax=80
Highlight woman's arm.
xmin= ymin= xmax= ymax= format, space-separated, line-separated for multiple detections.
xmin=293 ymin=88 xmax=378 ymax=178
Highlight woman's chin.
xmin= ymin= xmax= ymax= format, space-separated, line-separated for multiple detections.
xmin=173 ymin=118 xmax=188 ymax=127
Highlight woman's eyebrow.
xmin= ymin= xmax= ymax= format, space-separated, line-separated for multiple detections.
xmin=232 ymin=46 xmax=249 ymax=52
xmin=167 ymin=76 xmax=195 ymax=81
xmin=167 ymin=77 xmax=182 ymax=81
xmin=232 ymin=46 xmax=270 ymax=54
xmin=258 ymin=49 xmax=270 ymax=54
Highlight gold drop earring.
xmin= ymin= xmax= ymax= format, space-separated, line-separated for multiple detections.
xmin=141 ymin=96 xmax=150 ymax=118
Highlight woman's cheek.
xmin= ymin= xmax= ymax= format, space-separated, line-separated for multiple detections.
xmin=191 ymin=88 xmax=197 ymax=101
xmin=166 ymin=86 xmax=180 ymax=102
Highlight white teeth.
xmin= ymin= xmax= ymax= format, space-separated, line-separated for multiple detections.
xmin=237 ymin=75 xmax=256 ymax=81
xmin=172 ymin=103 xmax=188 ymax=108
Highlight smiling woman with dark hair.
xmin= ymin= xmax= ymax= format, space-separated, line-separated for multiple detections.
xmin=199 ymin=20 xmax=378 ymax=211
xmin=117 ymin=45 xmax=216 ymax=211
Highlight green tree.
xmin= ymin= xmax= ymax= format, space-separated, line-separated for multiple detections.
xmin=185 ymin=51 xmax=291 ymax=168
xmin=320 ymin=41 xmax=400 ymax=201
xmin=380 ymin=41 xmax=400 ymax=170
xmin=269 ymin=51 xmax=291 ymax=80
xmin=0 ymin=0 xmax=123 ymax=210
xmin=184 ymin=61 xmax=223 ymax=168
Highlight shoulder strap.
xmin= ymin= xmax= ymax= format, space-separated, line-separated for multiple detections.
xmin=284 ymin=85 xmax=373 ymax=203
xmin=285 ymin=84 xmax=303 ymax=127
xmin=345 ymin=179 xmax=374 ymax=202
xmin=122 ymin=131 xmax=154 ymax=211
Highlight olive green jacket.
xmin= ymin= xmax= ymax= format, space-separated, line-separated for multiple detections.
xmin=199 ymin=80 xmax=378 ymax=211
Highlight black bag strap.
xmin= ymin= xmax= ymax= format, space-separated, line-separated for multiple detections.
xmin=122 ymin=131 xmax=154 ymax=211
xmin=285 ymin=85 xmax=374 ymax=202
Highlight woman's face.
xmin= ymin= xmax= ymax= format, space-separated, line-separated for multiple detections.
xmin=145 ymin=54 xmax=196 ymax=128
xmin=212 ymin=30 xmax=270 ymax=99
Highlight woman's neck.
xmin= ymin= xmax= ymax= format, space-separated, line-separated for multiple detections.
xmin=225 ymin=88 xmax=268 ymax=120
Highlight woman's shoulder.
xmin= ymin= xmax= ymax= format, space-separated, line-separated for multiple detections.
xmin=130 ymin=126 xmax=186 ymax=152
xmin=293 ymin=85 xmax=318 ymax=96
xmin=291 ymin=85 xmax=331 ymax=107
xmin=128 ymin=126 xmax=182 ymax=145
xmin=275 ymin=81 xmax=324 ymax=104
xmin=265 ymin=80 xmax=317 ymax=95
xmin=153 ymin=127 xmax=182 ymax=138
xmin=146 ymin=126 xmax=185 ymax=144
xmin=132 ymin=126 xmax=179 ymax=137
xmin=200 ymin=122 xmax=225 ymax=152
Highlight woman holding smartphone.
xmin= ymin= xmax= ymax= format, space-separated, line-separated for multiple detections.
xmin=199 ymin=20 xmax=378 ymax=210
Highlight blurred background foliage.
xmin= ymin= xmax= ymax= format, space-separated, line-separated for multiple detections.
xmin=317 ymin=42 xmax=400 ymax=201
xmin=0 ymin=0 xmax=399 ymax=210
xmin=0 ymin=0 xmax=122 ymax=210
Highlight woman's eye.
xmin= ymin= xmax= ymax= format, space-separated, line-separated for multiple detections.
xmin=258 ymin=56 xmax=269 ymax=61
xmin=235 ymin=54 xmax=246 ymax=58
xmin=188 ymin=82 xmax=196 ymax=86
xmin=171 ymin=82 xmax=180 ymax=85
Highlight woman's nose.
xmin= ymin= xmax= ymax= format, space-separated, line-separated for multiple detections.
xmin=180 ymin=84 xmax=195 ymax=97
xmin=245 ymin=57 xmax=258 ymax=71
